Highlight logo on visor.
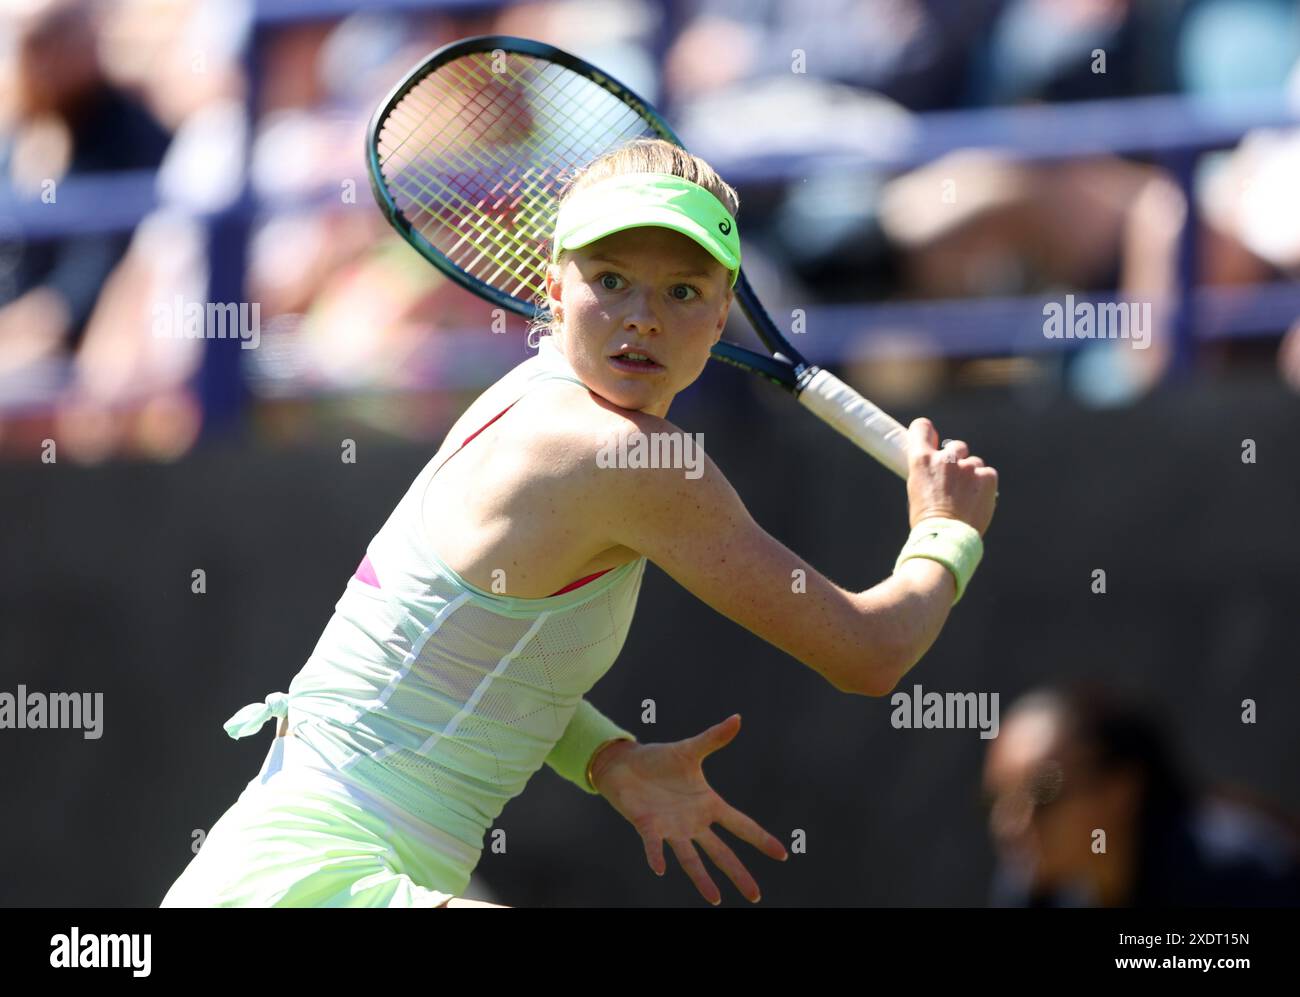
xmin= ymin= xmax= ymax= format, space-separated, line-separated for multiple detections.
xmin=718 ymin=220 xmax=732 ymax=236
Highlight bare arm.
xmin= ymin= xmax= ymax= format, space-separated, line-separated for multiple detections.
xmin=583 ymin=413 xmax=996 ymax=697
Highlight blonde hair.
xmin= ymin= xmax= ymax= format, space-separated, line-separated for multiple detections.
xmin=528 ymin=139 xmax=740 ymax=347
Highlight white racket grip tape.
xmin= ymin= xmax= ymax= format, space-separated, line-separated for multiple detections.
xmin=798 ymin=368 xmax=910 ymax=479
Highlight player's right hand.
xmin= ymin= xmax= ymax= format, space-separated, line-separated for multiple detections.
xmin=904 ymin=417 xmax=998 ymax=537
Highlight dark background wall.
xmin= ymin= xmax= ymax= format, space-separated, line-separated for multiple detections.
xmin=3 ymin=370 xmax=1297 ymax=907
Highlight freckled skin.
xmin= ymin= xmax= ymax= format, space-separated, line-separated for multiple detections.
xmin=424 ymin=226 xmax=733 ymax=597
xmin=544 ymin=226 xmax=734 ymax=418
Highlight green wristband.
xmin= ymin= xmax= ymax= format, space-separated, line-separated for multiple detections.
xmin=894 ymin=517 xmax=984 ymax=604
xmin=544 ymin=699 xmax=637 ymax=795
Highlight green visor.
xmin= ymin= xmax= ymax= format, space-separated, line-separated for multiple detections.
xmin=550 ymin=172 xmax=740 ymax=286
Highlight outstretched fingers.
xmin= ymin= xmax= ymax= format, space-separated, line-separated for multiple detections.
xmin=717 ymin=801 xmax=789 ymax=864
xmin=695 ymin=827 xmax=762 ymax=903
xmin=642 ymin=831 xmax=668 ymax=878
xmin=667 ymin=837 xmax=722 ymax=905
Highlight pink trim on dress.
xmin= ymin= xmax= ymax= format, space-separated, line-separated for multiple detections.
xmin=416 ymin=395 xmax=617 ymax=599
xmin=354 ymin=554 xmax=381 ymax=589
xmin=548 ymin=567 xmax=615 ymax=597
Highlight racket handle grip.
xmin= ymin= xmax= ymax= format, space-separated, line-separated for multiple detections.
xmin=798 ymin=368 xmax=910 ymax=480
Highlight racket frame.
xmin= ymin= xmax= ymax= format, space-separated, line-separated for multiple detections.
xmin=364 ymin=34 xmax=816 ymax=394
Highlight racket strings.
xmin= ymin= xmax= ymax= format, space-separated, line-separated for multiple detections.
xmin=381 ymin=122 xmax=545 ymax=295
xmin=380 ymin=77 xmax=548 ymax=293
xmin=386 ymin=56 xmax=630 ymax=282
xmin=375 ymin=50 xmax=661 ymax=306
xmin=380 ymin=85 xmax=554 ymax=295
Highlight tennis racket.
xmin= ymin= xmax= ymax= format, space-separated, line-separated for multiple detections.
xmin=365 ymin=35 xmax=910 ymax=479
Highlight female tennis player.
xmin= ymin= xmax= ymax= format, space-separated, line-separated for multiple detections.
xmin=160 ymin=139 xmax=997 ymax=908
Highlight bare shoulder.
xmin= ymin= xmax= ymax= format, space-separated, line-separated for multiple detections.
xmin=477 ymin=381 xmax=897 ymax=693
xmin=498 ymin=381 xmax=730 ymax=548
xmin=506 ymin=379 xmax=682 ymax=477
xmin=532 ymin=394 xmax=738 ymax=529
xmin=422 ymin=378 xmax=659 ymax=594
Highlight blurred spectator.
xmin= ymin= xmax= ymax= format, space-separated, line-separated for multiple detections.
xmin=494 ymin=0 xmax=660 ymax=101
xmin=0 ymin=0 xmax=172 ymax=379
xmin=1115 ymin=3 xmax=1300 ymax=393
xmin=47 ymin=208 xmax=208 ymax=463
xmin=659 ymin=0 xmax=1192 ymax=392
xmin=3 ymin=0 xmax=1295 ymax=453
xmin=874 ymin=0 xmax=1300 ymax=402
xmin=1178 ymin=0 xmax=1300 ymax=98
xmin=969 ymin=0 xmax=1187 ymax=105
xmin=240 ymin=8 xmax=504 ymax=424
xmin=872 ymin=149 xmax=1181 ymax=404
xmin=99 ymin=0 xmax=248 ymax=132
xmin=983 ymin=685 xmax=1300 ymax=906
xmin=664 ymin=0 xmax=1003 ymax=112
xmin=662 ymin=3 xmax=949 ymax=310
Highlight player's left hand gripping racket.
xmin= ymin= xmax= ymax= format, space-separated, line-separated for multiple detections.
xmin=366 ymin=35 xmax=910 ymax=479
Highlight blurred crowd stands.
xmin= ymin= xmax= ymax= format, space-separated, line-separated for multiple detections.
xmin=1 ymin=0 xmax=1298 ymax=461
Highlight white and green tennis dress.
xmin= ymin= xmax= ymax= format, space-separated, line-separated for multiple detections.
xmin=161 ymin=337 xmax=645 ymax=907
